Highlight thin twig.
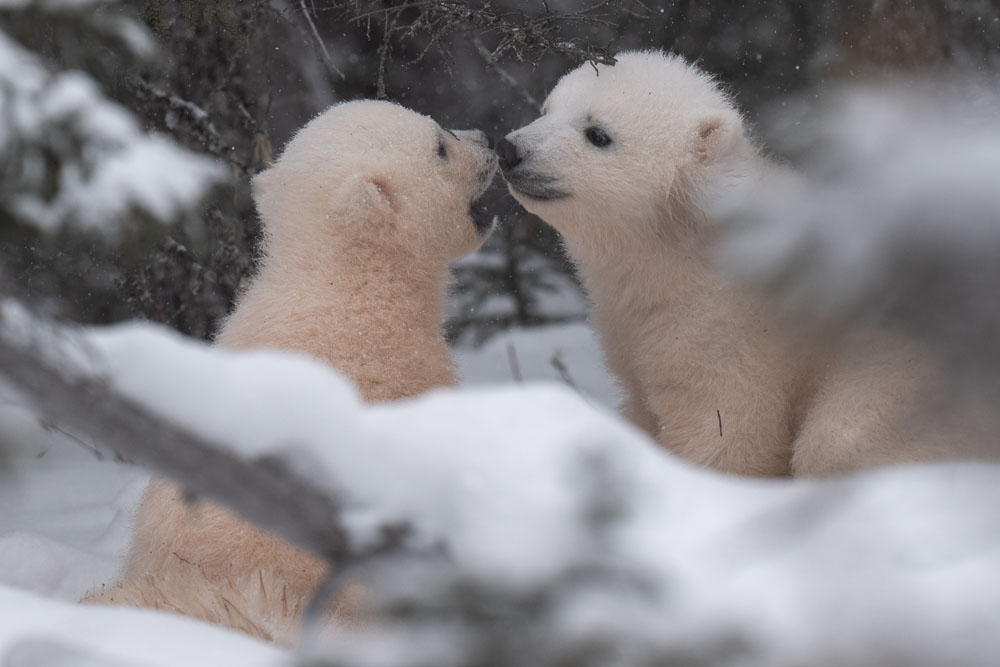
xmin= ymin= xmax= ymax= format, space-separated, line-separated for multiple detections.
xmin=299 ymin=523 xmax=416 ymax=648
xmin=550 ymin=351 xmax=578 ymax=393
xmin=376 ymin=10 xmax=395 ymax=99
xmin=321 ymin=0 xmax=619 ymax=66
xmin=38 ymin=420 xmax=107 ymax=461
xmin=299 ymin=0 xmax=346 ymax=79
xmin=506 ymin=342 xmax=523 ymax=383
xmin=471 ymin=34 xmax=540 ymax=111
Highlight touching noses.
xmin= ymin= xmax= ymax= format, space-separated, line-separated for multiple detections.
xmin=450 ymin=129 xmax=495 ymax=150
xmin=494 ymin=137 xmax=522 ymax=172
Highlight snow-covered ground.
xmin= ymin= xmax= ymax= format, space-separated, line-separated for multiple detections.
xmin=0 ymin=406 xmax=144 ymax=602
xmin=0 ymin=402 xmax=278 ymax=666
xmin=2 ymin=320 xmax=1000 ymax=666
xmin=0 ymin=322 xmax=616 ymax=664
xmin=455 ymin=321 xmax=619 ymax=408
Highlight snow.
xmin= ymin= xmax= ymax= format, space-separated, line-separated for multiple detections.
xmin=0 ymin=29 xmax=224 ymax=238
xmin=2 ymin=316 xmax=1000 ymax=665
xmin=0 ymin=406 xmax=146 ymax=601
xmin=711 ymin=80 xmax=1000 ymax=349
xmin=0 ymin=0 xmax=156 ymax=58
xmin=455 ymin=321 xmax=620 ymax=408
xmin=0 ymin=1 xmax=995 ymax=661
xmin=0 ymin=407 xmax=282 ymax=666
xmin=0 ymin=585 xmax=283 ymax=667
xmin=81 ymin=322 xmax=630 ymax=567
xmin=73 ymin=135 xmax=225 ymax=230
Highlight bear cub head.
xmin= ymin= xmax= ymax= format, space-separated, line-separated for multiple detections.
xmin=496 ymin=51 xmax=749 ymax=254
xmin=253 ymin=100 xmax=498 ymax=263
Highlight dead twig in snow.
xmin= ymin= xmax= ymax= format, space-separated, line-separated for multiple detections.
xmin=550 ymin=350 xmax=579 ymax=394
xmin=506 ymin=342 xmax=523 ymax=383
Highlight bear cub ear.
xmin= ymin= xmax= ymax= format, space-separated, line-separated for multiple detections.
xmin=338 ymin=173 xmax=397 ymax=223
xmin=694 ymin=110 xmax=744 ymax=163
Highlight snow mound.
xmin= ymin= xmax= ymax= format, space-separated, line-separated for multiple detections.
xmin=2 ymin=316 xmax=999 ymax=665
xmin=0 ymin=584 xmax=282 ymax=667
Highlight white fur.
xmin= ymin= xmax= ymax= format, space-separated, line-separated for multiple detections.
xmin=502 ymin=51 xmax=976 ymax=477
xmin=84 ymin=100 xmax=497 ymax=643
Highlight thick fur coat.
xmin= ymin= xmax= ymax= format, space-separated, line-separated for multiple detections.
xmin=498 ymin=51 xmax=960 ymax=477
xmin=85 ymin=100 xmax=497 ymax=643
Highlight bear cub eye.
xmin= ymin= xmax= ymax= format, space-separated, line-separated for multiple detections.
xmin=437 ymin=138 xmax=448 ymax=160
xmin=585 ymin=127 xmax=612 ymax=148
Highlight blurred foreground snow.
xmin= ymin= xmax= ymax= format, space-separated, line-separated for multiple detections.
xmin=1 ymin=314 xmax=999 ymax=666
xmin=713 ymin=78 xmax=1000 ymax=366
xmin=0 ymin=3 xmax=224 ymax=238
xmin=710 ymin=77 xmax=1000 ymax=467
xmin=0 ymin=585 xmax=282 ymax=667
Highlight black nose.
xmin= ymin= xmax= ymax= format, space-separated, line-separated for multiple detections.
xmin=495 ymin=137 xmax=522 ymax=172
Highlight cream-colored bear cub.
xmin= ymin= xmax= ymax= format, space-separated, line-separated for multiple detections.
xmin=498 ymin=51 xmax=956 ymax=477
xmin=86 ymin=100 xmax=498 ymax=643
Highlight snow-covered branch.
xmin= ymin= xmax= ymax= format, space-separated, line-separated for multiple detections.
xmin=129 ymin=78 xmax=226 ymax=157
xmin=0 ymin=2 xmax=225 ymax=239
xmin=3 ymin=300 xmax=1000 ymax=666
xmin=0 ymin=302 xmax=356 ymax=562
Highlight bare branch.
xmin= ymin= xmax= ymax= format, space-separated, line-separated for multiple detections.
xmin=317 ymin=0 xmax=621 ymax=67
xmin=38 ymin=420 xmax=114 ymax=462
xmin=550 ymin=351 xmax=578 ymax=393
xmin=298 ymin=0 xmax=346 ymax=79
xmin=505 ymin=342 xmax=523 ymax=383
xmin=471 ymin=34 xmax=540 ymax=111
xmin=271 ymin=0 xmax=346 ymax=81
xmin=376 ymin=10 xmax=394 ymax=100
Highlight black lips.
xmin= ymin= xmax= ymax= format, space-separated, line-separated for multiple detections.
xmin=503 ymin=173 xmax=568 ymax=201
xmin=469 ymin=200 xmax=494 ymax=235
xmin=495 ymin=137 xmax=522 ymax=172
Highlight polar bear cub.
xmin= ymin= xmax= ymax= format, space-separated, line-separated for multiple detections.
xmin=497 ymin=51 xmax=949 ymax=477
xmin=497 ymin=51 xmax=801 ymax=475
xmin=86 ymin=100 xmax=498 ymax=643
xmin=223 ymin=100 xmax=498 ymax=399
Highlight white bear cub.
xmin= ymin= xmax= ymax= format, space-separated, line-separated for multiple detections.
xmin=498 ymin=51 xmax=976 ymax=477
xmin=498 ymin=51 xmax=801 ymax=475
xmin=86 ymin=100 xmax=497 ymax=643
xmin=224 ymin=100 xmax=498 ymax=400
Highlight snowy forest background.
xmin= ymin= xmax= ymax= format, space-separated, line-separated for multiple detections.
xmin=3 ymin=1 xmax=1000 ymax=666
xmin=6 ymin=0 xmax=999 ymax=343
